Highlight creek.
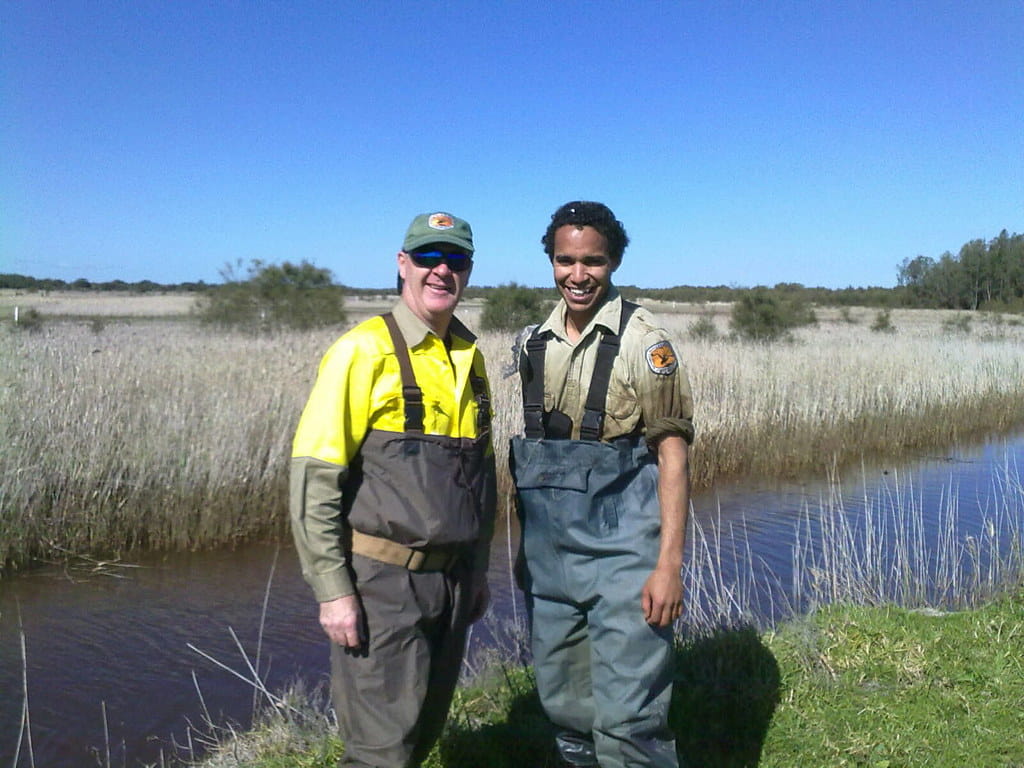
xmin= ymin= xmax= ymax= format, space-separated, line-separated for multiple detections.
xmin=2 ymin=431 xmax=1022 ymax=767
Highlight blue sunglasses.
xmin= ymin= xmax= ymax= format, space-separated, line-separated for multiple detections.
xmin=408 ymin=250 xmax=473 ymax=272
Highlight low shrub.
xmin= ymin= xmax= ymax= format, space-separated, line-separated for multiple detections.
xmin=480 ymin=283 xmax=550 ymax=332
xmin=729 ymin=289 xmax=817 ymax=343
xmin=688 ymin=314 xmax=720 ymax=341
xmin=941 ymin=314 xmax=972 ymax=334
xmin=196 ymin=260 xmax=346 ymax=333
xmin=870 ymin=309 xmax=896 ymax=333
xmin=15 ymin=307 xmax=44 ymax=333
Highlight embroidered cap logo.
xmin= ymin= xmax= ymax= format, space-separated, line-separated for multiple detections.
xmin=428 ymin=213 xmax=455 ymax=230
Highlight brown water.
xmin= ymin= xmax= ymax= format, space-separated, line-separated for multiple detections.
xmin=2 ymin=432 xmax=1022 ymax=767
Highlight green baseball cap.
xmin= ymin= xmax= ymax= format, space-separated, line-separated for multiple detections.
xmin=402 ymin=212 xmax=474 ymax=255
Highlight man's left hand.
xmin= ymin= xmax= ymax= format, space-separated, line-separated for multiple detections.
xmin=641 ymin=566 xmax=684 ymax=627
xmin=468 ymin=578 xmax=490 ymax=623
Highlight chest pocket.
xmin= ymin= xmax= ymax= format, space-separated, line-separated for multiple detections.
xmin=523 ymin=302 xmax=639 ymax=441
xmin=424 ymin=398 xmax=452 ymax=434
xmin=514 ymin=461 xmax=590 ymax=493
xmin=604 ymin=368 xmax=639 ymax=422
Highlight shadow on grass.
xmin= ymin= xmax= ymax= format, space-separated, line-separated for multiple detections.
xmin=439 ymin=680 xmax=561 ymax=767
xmin=672 ymin=624 xmax=781 ymax=767
xmin=438 ymin=623 xmax=780 ymax=768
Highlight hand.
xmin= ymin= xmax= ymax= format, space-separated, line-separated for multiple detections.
xmin=468 ymin=578 xmax=490 ymax=623
xmin=641 ymin=565 xmax=684 ymax=627
xmin=513 ymin=548 xmax=527 ymax=591
xmin=319 ymin=594 xmax=364 ymax=648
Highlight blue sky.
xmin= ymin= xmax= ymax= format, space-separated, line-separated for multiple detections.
xmin=3 ymin=1 xmax=1022 ymax=290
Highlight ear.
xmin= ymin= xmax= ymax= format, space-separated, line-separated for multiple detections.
xmin=397 ymin=251 xmax=409 ymax=281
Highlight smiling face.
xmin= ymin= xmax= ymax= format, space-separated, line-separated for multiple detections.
xmin=551 ymin=224 xmax=618 ymax=338
xmin=398 ymin=245 xmax=471 ymax=334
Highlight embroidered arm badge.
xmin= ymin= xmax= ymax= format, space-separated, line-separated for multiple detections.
xmin=645 ymin=340 xmax=678 ymax=375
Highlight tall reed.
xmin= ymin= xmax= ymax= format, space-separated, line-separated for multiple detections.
xmin=2 ymin=308 xmax=1023 ymax=569
xmin=669 ymin=309 xmax=1024 ymax=489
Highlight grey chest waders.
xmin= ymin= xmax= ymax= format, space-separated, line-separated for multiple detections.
xmin=509 ymin=301 xmax=680 ymax=768
xmin=330 ymin=313 xmax=496 ymax=768
xmin=510 ymin=301 xmax=656 ymax=593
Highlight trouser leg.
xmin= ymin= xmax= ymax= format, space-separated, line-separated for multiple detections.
xmin=330 ymin=555 xmax=469 ymax=768
xmin=588 ymin=577 xmax=678 ymax=768
xmin=528 ymin=593 xmax=599 ymax=766
xmin=408 ymin=567 xmax=472 ymax=767
xmin=529 ymin=592 xmax=594 ymax=734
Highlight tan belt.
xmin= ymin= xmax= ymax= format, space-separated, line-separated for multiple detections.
xmin=349 ymin=530 xmax=464 ymax=573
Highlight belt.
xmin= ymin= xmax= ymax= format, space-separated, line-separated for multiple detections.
xmin=349 ymin=530 xmax=464 ymax=573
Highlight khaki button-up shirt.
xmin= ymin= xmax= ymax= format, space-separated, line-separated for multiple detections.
xmin=530 ymin=289 xmax=695 ymax=444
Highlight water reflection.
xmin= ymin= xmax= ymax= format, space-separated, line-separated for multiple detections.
xmin=687 ymin=431 xmax=1024 ymax=626
xmin=1 ymin=432 xmax=1021 ymax=766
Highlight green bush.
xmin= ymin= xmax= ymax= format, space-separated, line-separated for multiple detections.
xmin=480 ymin=283 xmax=550 ymax=332
xmin=196 ymin=260 xmax=346 ymax=332
xmin=729 ymin=289 xmax=816 ymax=343
xmin=688 ymin=314 xmax=720 ymax=341
xmin=941 ymin=314 xmax=972 ymax=334
xmin=15 ymin=307 xmax=44 ymax=333
xmin=870 ymin=308 xmax=896 ymax=333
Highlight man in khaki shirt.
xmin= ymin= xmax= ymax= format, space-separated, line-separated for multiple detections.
xmin=511 ymin=201 xmax=694 ymax=768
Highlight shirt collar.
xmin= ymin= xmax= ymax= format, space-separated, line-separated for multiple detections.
xmin=538 ymin=286 xmax=623 ymax=341
xmin=390 ymin=300 xmax=476 ymax=348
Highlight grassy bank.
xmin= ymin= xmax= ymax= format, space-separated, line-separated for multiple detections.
xmin=188 ymin=591 xmax=1024 ymax=768
xmin=187 ymin=456 xmax=1024 ymax=767
xmin=3 ymin=305 xmax=1024 ymax=570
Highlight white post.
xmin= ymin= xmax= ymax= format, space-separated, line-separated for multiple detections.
xmin=13 ymin=306 xmax=18 ymax=324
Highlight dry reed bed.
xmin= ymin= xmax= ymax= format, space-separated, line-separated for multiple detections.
xmin=2 ymin=309 xmax=1023 ymax=567
xmin=0 ymin=290 xmax=200 ymax=318
xmin=678 ymin=317 xmax=1024 ymax=488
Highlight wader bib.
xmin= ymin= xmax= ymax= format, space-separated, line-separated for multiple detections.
xmin=333 ymin=313 xmax=493 ymax=768
xmin=510 ymin=304 xmax=679 ymax=768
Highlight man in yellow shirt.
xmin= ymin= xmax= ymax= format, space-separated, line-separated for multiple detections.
xmin=290 ymin=212 xmax=496 ymax=768
xmin=512 ymin=201 xmax=694 ymax=768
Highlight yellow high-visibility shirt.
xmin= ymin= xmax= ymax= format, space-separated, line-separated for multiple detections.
xmin=290 ymin=300 xmax=493 ymax=602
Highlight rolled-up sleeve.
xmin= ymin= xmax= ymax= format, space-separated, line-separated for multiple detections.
xmin=633 ymin=327 xmax=695 ymax=446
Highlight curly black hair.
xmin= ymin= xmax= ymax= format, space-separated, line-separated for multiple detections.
xmin=541 ymin=201 xmax=630 ymax=265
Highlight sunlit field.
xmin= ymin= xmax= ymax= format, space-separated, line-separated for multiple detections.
xmin=0 ymin=289 xmax=199 ymax=317
xmin=2 ymin=298 xmax=1023 ymax=569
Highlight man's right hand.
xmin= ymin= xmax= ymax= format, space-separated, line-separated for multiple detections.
xmin=319 ymin=594 xmax=364 ymax=648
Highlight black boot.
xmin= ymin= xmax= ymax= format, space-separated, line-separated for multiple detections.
xmin=554 ymin=731 xmax=598 ymax=767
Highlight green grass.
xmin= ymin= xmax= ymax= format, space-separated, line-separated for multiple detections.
xmin=761 ymin=594 xmax=1024 ymax=767
xmin=190 ymin=591 xmax=1024 ymax=767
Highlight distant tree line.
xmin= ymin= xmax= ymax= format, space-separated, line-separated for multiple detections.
xmin=6 ymin=229 xmax=1020 ymax=314
xmin=897 ymin=230 xmax=1024 ymax=311
xmin=0 ymin=274 xmax=208 ymax=292
xmin=0 ymin=271 xmax=899 ymax=306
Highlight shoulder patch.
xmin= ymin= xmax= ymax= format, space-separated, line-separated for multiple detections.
xmin=645 ymin=340 xmax=678 ymax=375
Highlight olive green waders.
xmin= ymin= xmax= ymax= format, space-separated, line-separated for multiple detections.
xmin=329 ymin=313 xmax=492 ymax=767
xmin=330 ymin=553 xmax=474 ymax=768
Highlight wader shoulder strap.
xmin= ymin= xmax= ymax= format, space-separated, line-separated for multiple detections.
xmin=469 ymin=367 xmax=492 ymax=434
xmin=521 ymin=301 xmax=638 ymax=441
xmin=579 ymin=301 xmax=638 ymax=441
xmin=522 ymin=329 xmax=550 ymax=439
xmin=381 ymin=312 xmax=424 ymax=433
